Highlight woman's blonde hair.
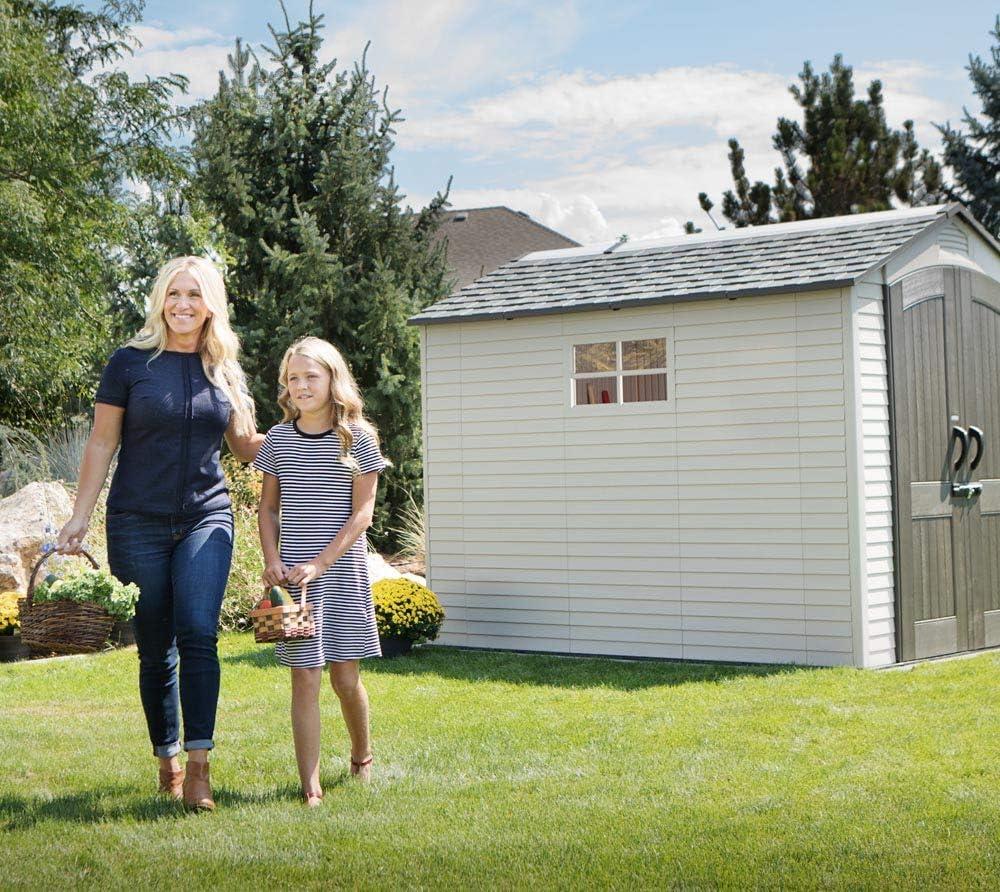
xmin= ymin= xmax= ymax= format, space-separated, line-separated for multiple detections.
xmin=127 ymin=256 xmax=256 ymax=437
xmin=277 ymin=336 xmax=387 ymax=469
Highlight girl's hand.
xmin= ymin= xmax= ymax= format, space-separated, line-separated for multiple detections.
xmin=286 ymin=559 xmax=329 ymax=587
xmin=57 ymin=515 xmax=89 ymax=555
xmin=262 ymin=559 xmax=290 ymax=587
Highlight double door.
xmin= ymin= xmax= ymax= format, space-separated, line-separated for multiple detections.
xmin=889 ymin=265 xmax=1000 ymax=661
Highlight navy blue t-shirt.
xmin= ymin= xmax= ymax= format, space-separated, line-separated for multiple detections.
xmin=96 ymin=347 xmax=233 ymax=515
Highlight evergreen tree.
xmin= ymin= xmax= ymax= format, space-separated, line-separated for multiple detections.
xmin=0 ymin=0 xmax=186 ymax=430
xmin=698 ymin=55 xmax=945 ymax=228
xmin=938 ymin=17 xmax=1000 ymax=237
xmin=189 ymin=9 xmax=451 ymax=546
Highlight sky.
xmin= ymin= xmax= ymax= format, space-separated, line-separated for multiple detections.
xmin=96 ymin=0 xmax=997 ymax=244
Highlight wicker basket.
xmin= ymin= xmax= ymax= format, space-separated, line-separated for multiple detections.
xmin=250 ymin=582 xmax=315 ymax=643
xmin=20 ymin=549 xmax=114 ymax=654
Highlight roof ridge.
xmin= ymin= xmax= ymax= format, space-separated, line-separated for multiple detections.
xmin=521 ymin=205 xmax=948 ymax=263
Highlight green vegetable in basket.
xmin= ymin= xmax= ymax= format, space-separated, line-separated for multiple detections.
xmin=33 ymin=570 xmax=140 ymax=621
xmin=269 ymin=585 xmax=289 ymax=606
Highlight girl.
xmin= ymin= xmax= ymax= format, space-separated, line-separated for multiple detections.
xmin=253 ymin=336 xmax=389 ymax=805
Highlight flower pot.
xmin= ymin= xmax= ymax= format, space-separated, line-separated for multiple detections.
xmin=110 ymin=619 xmax=135 ymax=647
xmin=378 ymin=634 xmax=413 ymax=658
xmin=0 ymin=634 xmax=31 ymax=662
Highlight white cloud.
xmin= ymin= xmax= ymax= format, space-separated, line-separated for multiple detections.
xmin=326 ymin=0 xmax=581 ymax=109
xmin=114 ymin=23 xmax=234 ymax=101
xmin=399 ymin=65 xmax=797 ymax=155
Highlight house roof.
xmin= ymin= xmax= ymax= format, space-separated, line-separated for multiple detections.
xmin=410 ymin=204 xmax=995 ymax=326
xmin=432 ymin=206 xmax=579 ymax=292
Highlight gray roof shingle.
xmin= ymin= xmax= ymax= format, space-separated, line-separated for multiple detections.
xmin=410 ymin=205 xmax=964 ymax=326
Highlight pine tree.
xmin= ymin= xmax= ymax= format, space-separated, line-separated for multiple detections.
xmin=698 ymin=55 xmax=945 ymax=228
xmin=189 ymin=8 xmax=451 ymax=546
xmin=938 ymin=17 xmax=1000 ymax=237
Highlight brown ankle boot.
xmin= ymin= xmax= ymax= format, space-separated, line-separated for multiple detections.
xmin=158 ymin=766 xmax=185 ymax=800
xmin=182 ymin=761 xmax=215 ymax=812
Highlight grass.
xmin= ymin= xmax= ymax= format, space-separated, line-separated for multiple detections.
xmin=2 ymin=639 xmax=1000 ymax=890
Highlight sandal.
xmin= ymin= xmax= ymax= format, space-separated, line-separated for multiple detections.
xmin=303 ymin=790 xmax=324 ymax=808
xmin=350 ymin=754 xmax=373 ymax=781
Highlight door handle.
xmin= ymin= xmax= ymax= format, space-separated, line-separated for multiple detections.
xmin=952 ymin=425 xmax=969 ymax=474
xmin=968 ymin=426 xmax=984 ymax=472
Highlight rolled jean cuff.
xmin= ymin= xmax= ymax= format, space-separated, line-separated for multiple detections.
xmin=153 ymin=741 xmax=181 ymax=758
xmin=184 ymin=739 xmax=214 ymax=752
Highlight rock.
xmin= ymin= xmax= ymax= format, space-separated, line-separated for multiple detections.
xmin=0 ymin=482 xmax=73 ymax=592
xmin=367 ymin=552 xmax=401 ymax=584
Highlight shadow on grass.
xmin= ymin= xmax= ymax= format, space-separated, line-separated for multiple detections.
xmin=222 ymin=641 xmax=823 ymax=691
xmin=0 ymin=783 xmax=305 ymax=831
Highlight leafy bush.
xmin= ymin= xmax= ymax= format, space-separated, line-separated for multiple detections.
xmin=222 ymin=453 xmax=262 ymax=513
xmin=372 ymin=578 xmax=444 ymax=643
xmin=33 ymin=569 xmax=139 ymax=621
xmin=0 ymin=591 xmax=25 ymax=635
xmin=219 ymin=498 xmax=263 ymax=632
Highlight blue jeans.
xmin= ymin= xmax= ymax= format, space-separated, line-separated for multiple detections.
xmin=106 ymin=507 xmax=234 ymax=757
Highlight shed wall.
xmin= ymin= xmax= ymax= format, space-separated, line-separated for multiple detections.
xmin=853 ymin=275 xmax=896 ymax=666
xmin=421 ymin=288 xmax=856 ymax=665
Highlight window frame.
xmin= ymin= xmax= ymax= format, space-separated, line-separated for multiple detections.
xmin=563 ymin=327 xmax=675 ymax=414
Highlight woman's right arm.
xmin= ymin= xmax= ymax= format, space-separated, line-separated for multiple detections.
xmin=258 ymin=472 xmax=288 ymax=586
xmin=56 ymin=403 xmax=124 ymax=554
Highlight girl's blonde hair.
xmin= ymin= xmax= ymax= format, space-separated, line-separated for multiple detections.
xmin=277 ymin=336 xmax=387 ymax=469
xmin=127 ymin=256 xmax=256 ymax=437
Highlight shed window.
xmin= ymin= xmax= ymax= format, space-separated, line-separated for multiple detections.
xmin=572 ymin=337 xmax=669 ymax=406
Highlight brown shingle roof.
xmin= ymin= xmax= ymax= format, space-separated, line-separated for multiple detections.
xmin=433 ymin=206 xmax=579 ymax=291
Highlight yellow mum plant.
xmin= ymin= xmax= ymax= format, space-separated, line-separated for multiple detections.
xmin=372 ymin=579 xmax=444 ymax=643
xmin=0 ymin=591 xmax=25 ymax=636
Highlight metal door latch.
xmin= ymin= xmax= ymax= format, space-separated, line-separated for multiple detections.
xmin=951 ymin=482 xmax=983 ymax=499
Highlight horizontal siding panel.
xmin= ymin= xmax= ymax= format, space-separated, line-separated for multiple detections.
xmin=423 ymin=289 xmax=857 ymax=667
xmin=568 ymin=640 xmax=684 ymax=658
xmin=681 ymin=644 xmax=810 ymax=664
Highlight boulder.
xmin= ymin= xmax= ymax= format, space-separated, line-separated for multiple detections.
xmin=367 ymin=551 xmax=402 ymax=584
xmin=0 ymin=482 xmax=73 ymax=592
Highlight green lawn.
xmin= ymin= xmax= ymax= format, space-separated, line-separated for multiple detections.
xmin=2 ymin=637 xmax=999 ymax=890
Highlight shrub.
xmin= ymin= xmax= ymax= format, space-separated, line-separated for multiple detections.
xmin=222 ymin=454 xmax=262 ymax=513
xmin=372 ymin=578 xmax=444 ymax=643
xmin=0 ymin=420 xmax=95 ymax=497
xmin=0 ymin=591 xmax=25 ymax=635
xmin=387 ymin=491 xmax=425 ymax=564
xmin=219 ymin=501 xmax=264 ymax=632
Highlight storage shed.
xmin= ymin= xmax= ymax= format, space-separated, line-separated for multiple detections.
xmin=408 ymin=204 xmax=1000 ymax=667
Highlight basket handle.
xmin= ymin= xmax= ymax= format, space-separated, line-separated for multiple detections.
xmin=26 ymin=547 xmax=99 ymax=610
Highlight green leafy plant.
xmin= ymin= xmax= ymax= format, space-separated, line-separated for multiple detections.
xmin=222 ymin=453 xmax=262 ymax=514
xmin=0 ymin=591 xmax=25 ymax=635
xmin=219 ymin=506 xmax=264 ymax=632
xmin=33 ymin=569 xmax=139 ymax=621
xmin=372 ymin=578 xmax=444 ymax=643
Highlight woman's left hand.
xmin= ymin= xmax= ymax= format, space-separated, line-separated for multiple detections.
xmin=286 ymin=559 xmax=329 ymax=586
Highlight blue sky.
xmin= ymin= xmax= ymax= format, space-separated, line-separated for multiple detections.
xmin=105 ymin=0 xmax=996 ymax=243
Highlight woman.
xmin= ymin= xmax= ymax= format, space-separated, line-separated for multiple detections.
xmin=57 ymin=256 xmax=263 ymax=812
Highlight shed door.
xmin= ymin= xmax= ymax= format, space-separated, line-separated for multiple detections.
xmin=889 ymin=266 xmax=1000 ymax=660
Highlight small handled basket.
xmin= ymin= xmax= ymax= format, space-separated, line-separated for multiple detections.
xmin=250 ymin=582 xmax=315 ymax=643
xmin=20 ymin=549 xmax=115 ymax=654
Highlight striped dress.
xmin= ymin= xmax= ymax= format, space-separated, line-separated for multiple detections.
xmin=253 ymin=421 xmax=386 ymax=667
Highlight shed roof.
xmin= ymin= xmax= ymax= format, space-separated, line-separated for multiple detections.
xmin=409 ymin=203 xmax=993 ymax=326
